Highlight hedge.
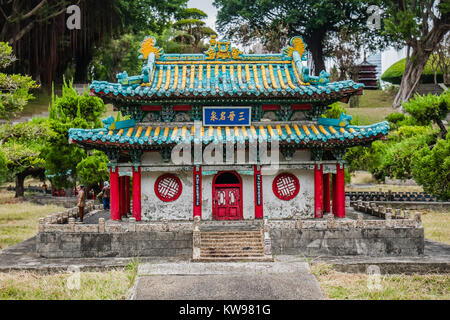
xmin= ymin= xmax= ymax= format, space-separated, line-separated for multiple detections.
xmin=381 ymin=55 xmax=444 ymax=85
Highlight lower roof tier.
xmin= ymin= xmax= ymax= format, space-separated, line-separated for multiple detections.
xmin=69 ymin=121 xmax=389 ymax=150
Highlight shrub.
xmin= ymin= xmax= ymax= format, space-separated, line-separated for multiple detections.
xmin=322 ymin=102 xmax=347 ymax=119
xmin=412 ymin=133 xmax=450 ymax=200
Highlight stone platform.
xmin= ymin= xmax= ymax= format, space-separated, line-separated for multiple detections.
xmin=0 ymin=237 xmax=448 ymax=274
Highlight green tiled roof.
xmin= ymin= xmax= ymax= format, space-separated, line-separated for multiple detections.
xmin=69 ymin=121 xmax=389 ymax=150
xmin=89 ymin=36 xmax=364 ymax=102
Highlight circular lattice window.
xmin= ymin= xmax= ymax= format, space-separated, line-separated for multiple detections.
xmin=154 ymin=174 xmax=182 ymax=202
xmin=272 ymin=173 xmax=300 ymax=201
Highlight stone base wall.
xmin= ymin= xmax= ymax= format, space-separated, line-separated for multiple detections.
xmin=269 ymin=228 xmax=424 ymax=256
xmin=36 ymin=231 xmax=192 ymax=258
xmin=36 ymin=210 xmax=425 ymax=258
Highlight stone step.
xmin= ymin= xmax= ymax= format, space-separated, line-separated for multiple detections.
xmin=200 ymin=236 xmax=262 ymax=241
xmin=196 ymin=227 xmax=270 ymax=262
xmin=200 ymin=240 xmax=263 ymax=245
xmin=201 ymin=236 xmax=262 ymax=240
xmin=199 ymin=254 xmax=266 ymax=259
xmin=200 ymin=245 xmax=264 ymax=250
xmin=200 ymin=231 xmax=262 ymax=236
xmin=192 ymin=256 xmax=274 ymax=262
xmin=201 ymin=249 xmax=264 ymax=255
xmin=200 ymin=240 xmax=263 ymax=246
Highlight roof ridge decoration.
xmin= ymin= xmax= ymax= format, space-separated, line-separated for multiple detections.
xmin=139 ymin=36 xmax=164 ymax=60
xmin=204 ymin=35 xmax=243 ymax=61
xmin=282 ymin=36 xmax=307 ymax=59
xmin=90 ymin=35 xmax=365 ymax=100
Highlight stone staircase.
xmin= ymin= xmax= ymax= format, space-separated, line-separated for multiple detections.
xmin=192 ymin=220 xmax=273 ymax=262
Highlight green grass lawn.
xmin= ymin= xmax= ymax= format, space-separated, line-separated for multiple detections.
xmin=344 ymin=107 xmax=394 ymax=125
xmin=0 ymin=191 xmax=63 ymax=250
xmin=0 ymin=266 xmax=137 ymax=300
xmin=422 ymin=210 xmax=450 ymax=245
xmin=311 ymin=263 xmax=450 ymax=300
xmin=357 ymin=89 xmax=397 ymax=109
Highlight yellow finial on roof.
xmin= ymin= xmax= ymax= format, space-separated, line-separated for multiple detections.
xmin=139 ymin=36 xmax=163 ymax=59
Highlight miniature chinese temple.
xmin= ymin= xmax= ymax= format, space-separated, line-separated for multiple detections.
xmin=69 ymin=35 xmax=389 ymax=222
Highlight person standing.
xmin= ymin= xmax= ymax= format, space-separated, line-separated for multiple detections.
xmin=41 ymin=183 xmax=47 ymax=195
xmin=77 ymin=185 xmax=86 ymax=222
xmin=102 ymin=181 xmax=110 ymax=210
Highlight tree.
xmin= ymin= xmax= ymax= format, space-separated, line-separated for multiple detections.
xmin=0 ymin=0 xmax=188 ymax=85
xmin=89 ymin=33 xmax=144 ymax=82
xmin=0 ymin=42 xmax=38 ymax=120
xmin=76 ymin=150 xmax=109 ymax=192
xmin=43 ymin=79 xmax=105 ymax=189
xmin=412 ymin=133 xmax=450 ymax=200
xmin=327 ymin=28 xmax=363 ymax=81
xmin=214 ymin=0 xmax=386 ymax=75
xmin=435 ymin=33 xmax=450 ymax=85
xmin=0 ymin=118 xmax=49 ymax=197
xmin=172 ymin=8 xmax=216 ymax=53
xmin=383 ymin=0 xmax=450 ymax=108
xmin=402 ymin=90 xmax=450 ymax=139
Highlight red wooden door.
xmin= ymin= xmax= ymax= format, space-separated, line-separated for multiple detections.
xmin=214 ymin=187 xmax=241 ymax=220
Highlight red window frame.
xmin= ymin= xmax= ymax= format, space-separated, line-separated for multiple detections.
xmin=272 ymin=173 xmax=300 ymax=201
xmin=154 ymin=173 xmax=183 ymax=202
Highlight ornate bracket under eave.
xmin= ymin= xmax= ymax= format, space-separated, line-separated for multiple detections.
xmin=105 ymin=149 xmax=120 ymax=166
xmin=305 ymin=105 xmax=327 ymax=121
xmin=276 ymin=105 xmax=293 ymax=121
xmin=331 ymin=147 xmax=346 ymax=161
xmin=311 ymin=148 xmax=323 ymax=161
xmin=191 ymin=106 xmax=202 ymax=121
xmin=280 ymin=145 xmax=296 ymax=160
xmin=161 ymin=105 xmax=175 ymax=122
xmin=159 ymin=147 xmax=172 ymax=163
xmin=251 ymin=105 xmax=263 ymax=121
xmin=129 ymin=149 xmax=143 ymax=165
xmin=121 ymin=105 xmax=147 ymax=122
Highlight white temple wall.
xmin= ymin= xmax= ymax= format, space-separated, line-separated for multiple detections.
xmin=262 ymin=169 xmax=315 ymax=219
xmin=139 ymin=150 xmax=315 ymax=220
xmin=141 ymin=171 xmax=192 ymax=220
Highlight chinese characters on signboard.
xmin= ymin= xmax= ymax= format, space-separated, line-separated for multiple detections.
xmin=203 ymin=107 xmax=251 ymax=126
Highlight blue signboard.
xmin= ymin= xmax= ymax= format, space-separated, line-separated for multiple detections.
xmin=203 ymin=107 xmax=251 ymax=126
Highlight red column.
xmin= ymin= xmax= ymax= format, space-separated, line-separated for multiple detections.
xmin=332 ymin=173 xmax=337 ymax=216
xmin=110 ymin=166 xmax=120 ymax=220
xmin=314 ymin=164 xmax=323 ymax=218
xmin=119 ymin=176 xmax=126 ymax=217
xmin=254 ymin=165 xmax=263 ymax=219
xmin=132 ymin=166 xmax=142 ymax=221
xmin=323 ymin=173 xmax=331 ymax=213
xmin=125 ymin=175 xmax=130 ymax=215
xmin=335 ymin=164 xmax=346 ymax=218
xmin=193 ymin=166 xmax=202 ymax=219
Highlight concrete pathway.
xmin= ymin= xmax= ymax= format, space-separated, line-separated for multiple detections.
xmin=132 ymin=259 xmax=324 ymax=300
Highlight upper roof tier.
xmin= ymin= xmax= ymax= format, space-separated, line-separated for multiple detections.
xmin=90 ymin=36 xmax=364 ymax=103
